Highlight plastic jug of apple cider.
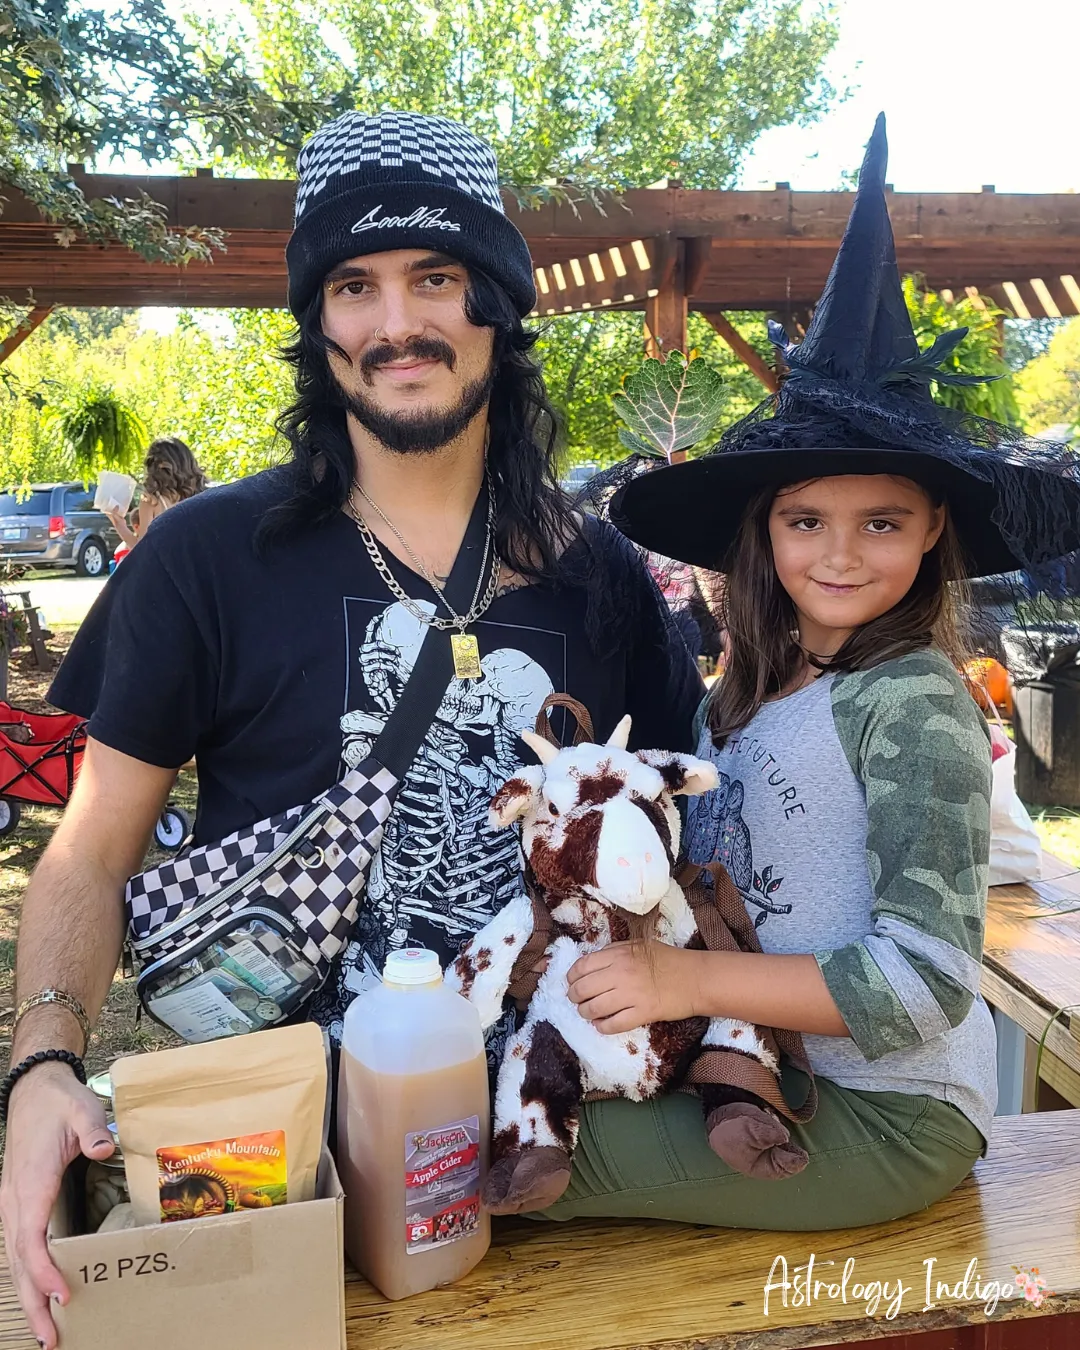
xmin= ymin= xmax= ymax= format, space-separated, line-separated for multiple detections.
xmin=337 ymin=948 xmax=491 ymax=1300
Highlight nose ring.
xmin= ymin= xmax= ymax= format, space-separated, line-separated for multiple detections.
xmin=374 ymin=326 xmax=387 ymax=343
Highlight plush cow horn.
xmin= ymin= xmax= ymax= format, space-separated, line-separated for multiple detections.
xmin=606 ymin=715 xmax=632 ymax=750
xmin=521 ymin=729 xmax=559 ymax=765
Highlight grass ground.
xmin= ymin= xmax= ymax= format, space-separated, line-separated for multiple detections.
xmin=0 ymin=628 xmax=189 ymax=1127
xmin=1031 ymin=809 xmax=1080 ymax=869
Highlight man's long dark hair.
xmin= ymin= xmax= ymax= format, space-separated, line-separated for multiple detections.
xmin=707 ymin=482 xmax=972 ymax=747
xmin=258 ymin=268 xmax=639 ymax=654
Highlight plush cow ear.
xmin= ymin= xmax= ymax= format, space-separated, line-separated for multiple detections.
xmin=635 ymin=750 xmax=720 ymax=798
xmin=489 ymin=765 xmax=546 ymax=828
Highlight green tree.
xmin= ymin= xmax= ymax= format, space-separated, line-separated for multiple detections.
xmin=1004 ymin=316 xmax=1067 ymax=373
xmin=0 ymin=309 xmax=293 ymax=488
xmin=1014 ymin=317 xmax=1080 ymax=438
xmin=3 ymin=0 xmax=839 ymax=257
xmin=902 ymin=276 xmax=1019 ymax=424
xmin=201 ymin=0 xmax=840 ymax=192
xmin=539 ymin=310 xmax=773 ymax=465
xmin=0 ymin=0 xmax=281 ymax=261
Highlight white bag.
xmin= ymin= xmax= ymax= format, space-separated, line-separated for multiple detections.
xmin=987 ymin=721 xmax=1042 ymax=886
xmin=94 ymin=470 xmax=136 ymax=515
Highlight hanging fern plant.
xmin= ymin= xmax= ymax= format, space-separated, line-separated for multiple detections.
xmin=46 ymin=383 xmax=147 ymax=479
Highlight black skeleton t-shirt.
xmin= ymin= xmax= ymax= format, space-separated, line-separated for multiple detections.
xmin=50 ymin=467 xmax=703 ymax=1042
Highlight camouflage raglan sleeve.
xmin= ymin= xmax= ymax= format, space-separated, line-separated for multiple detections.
xmin=819 ymin=651 xmax=992 ymax=1062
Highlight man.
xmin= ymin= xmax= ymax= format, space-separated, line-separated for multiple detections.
xmin=1 ymin=110 xmax=702 ymax=1346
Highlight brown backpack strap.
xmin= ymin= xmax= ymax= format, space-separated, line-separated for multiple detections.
xmin=534 ymin=693 xmax=595 ymax=748
xmin=505 ymin=882 xmax=556 ymax=1010
xmin=679 ymin=862 xmax=818 ymax=1123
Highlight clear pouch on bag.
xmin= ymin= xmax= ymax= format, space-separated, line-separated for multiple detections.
xmin=139 ymin=916 xmax=321 ymax=1043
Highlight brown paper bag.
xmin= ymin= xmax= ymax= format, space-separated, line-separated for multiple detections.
xmin=111 ymin=1022 xmax=328 ymax=1226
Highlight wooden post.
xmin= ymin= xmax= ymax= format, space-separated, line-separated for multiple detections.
xmin=0 ymin=305 xmax=54 ymax=364
xmin=643 ymin=237 xmax=687 ymax=360
xmin=700 ymin=311 xmax=779 ymax=393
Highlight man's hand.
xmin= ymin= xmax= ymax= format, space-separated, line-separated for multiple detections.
xmin=567 ymin=942 xmax=705 ymax=1033
xmin=1 ymin=1064 xmax=115 ymax=1349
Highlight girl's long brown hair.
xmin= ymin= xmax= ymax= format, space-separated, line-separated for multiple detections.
xmin=707 ymin=480 xmax=972 ymax=748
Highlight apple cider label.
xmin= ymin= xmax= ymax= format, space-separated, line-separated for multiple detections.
xmin=404 ymin=1116 xmax=481 ymax=1253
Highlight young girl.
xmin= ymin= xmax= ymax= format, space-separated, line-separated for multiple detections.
xmin=531 ymin=116 xmax=1080 ymax=1232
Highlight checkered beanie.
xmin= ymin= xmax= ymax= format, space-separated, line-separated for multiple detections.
xmin=286 ymin=110 xmax=536 ymax=318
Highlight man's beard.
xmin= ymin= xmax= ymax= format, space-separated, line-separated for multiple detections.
xmin=332 ymin=335 xmax=495 ymax=455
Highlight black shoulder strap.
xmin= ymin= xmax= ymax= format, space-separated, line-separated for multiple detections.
xmin=369 ymin=488 xmax=490 ymax=781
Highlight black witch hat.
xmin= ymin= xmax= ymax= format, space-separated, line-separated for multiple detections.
xmin=611 ymin=115 xmax=1080 ymax=578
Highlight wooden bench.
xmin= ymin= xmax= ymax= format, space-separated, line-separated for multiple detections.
xmin=1 ymin=1112 xmax=1079 ymax=1349
xmin=3 ymin=591 xmax=49 ymax=672
xmin=984 ymin=855 xmax=1080 ymax=1111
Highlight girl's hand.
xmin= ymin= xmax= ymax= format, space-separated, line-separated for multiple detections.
xmin=566 ymin=942 xmax=704 ymax=1034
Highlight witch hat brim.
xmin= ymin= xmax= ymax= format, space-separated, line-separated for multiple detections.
xmin=609 ymin=114 xmax=1080 ymax=580
xmin=609 ymin=449 xmax=1079 ymax=577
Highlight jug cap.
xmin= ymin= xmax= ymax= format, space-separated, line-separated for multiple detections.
xmin=383 ymin=948 xmax=442 ymax=986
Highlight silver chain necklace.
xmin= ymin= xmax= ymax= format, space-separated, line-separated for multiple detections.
xmin=346 ymin=477 xmax=501 ymax=680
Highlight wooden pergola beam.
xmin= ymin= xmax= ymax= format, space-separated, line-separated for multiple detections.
xmin=532 ymin=237 xmax=660 ymax=316
xmin=699 ymin=311 xmax=778 ymax=392
xmin=0 ymin=305 xmax=53 ymax=364
xmin=5 ymin=173 xmax=1078 ymax=242
xmin=2 ymin=175 xmax=1079 ymax=320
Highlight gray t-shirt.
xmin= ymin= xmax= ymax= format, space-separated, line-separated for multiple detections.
xmin=687 ymin=653 xmax=997 ymax=1145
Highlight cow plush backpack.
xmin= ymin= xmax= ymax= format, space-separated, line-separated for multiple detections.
xmin=446 ymin=696 xmax=817 ymax=1215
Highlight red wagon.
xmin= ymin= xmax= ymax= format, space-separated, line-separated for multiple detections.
xmin=0 ymin=701 xmax=190 ymax=848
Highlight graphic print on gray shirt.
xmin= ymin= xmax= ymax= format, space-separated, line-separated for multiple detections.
xmin=686 ymin=656 xmax=998 ymax=1146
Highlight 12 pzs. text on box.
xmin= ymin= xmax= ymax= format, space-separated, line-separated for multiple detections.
xmin=78 ymin=1255 xmax=171 ymax=1283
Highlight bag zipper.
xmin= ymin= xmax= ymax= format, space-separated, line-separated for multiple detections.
xmin=130 ymin=799 xmax=330 ymax=954
xmin=135 ymin=902 xmax=307 ymax=989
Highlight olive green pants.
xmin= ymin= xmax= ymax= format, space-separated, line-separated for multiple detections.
xmin=531 ymin=1080 xmax=985 ymax=1230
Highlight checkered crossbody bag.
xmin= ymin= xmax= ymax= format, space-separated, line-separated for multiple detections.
xmin=125 ymin=496 xmax=489 ymax=1044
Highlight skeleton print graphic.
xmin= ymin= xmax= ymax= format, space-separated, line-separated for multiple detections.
xmin=312 ymin=598 xmax=558 ymax=1042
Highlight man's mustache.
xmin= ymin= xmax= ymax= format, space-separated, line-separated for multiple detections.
xmin=359 ymin=336 xmax=457 ymax=380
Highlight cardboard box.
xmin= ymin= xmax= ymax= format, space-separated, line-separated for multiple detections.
xmin=48 ymin=1148 xmax=346 ymax=1350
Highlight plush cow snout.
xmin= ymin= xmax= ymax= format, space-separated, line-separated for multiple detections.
xmin=593 ymin=796 xmax=672 ymax=913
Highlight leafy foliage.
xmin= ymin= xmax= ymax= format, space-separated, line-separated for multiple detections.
xmin=1004 ymin=317 xmax=1067 ymax=373
xmin=0 ymin=0 xmax=275 ymax=261
xmin=2 ymin=0 xmax=840 ymax=254
xmin=1013 ymin=316 xmax=1080 ymax=440
xmin=0 ymin=310 xmax=292 ymax=489
xmin=612 ymin=352 xmax=727 ymax=460
xmin=901 ymin=276 xmax=1019 ymax=424
xmin=537 ymin=310 xmax=774 ymax=467
xmin=199 ymin=0 xmax=840 ymax=194
xmin=45 ymin=382 xmax=146 ymax=477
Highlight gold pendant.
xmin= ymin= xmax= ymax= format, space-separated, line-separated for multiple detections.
xmin=450 ymin=632 xmax=482 ymax=680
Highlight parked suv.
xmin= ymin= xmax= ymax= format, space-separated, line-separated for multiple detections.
xmin=0 ymin=483 xmax=120 ymax=577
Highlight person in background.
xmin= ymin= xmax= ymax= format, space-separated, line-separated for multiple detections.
xmin=105 ymin=436 xmax=207 ymax=548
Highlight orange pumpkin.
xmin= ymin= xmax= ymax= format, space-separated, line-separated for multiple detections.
xmin=964 ymin=657 xmax=1014 ymax=718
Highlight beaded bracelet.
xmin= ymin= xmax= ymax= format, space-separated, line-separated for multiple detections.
xmin=0 ymin=1049 xmax=87 ymax=1124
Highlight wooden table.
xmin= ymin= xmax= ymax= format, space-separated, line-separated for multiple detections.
xmin=1 ymin=864 xmax=1078 ymax=1349
xmin=2 ymin=1112 xmax=1080 ymax=1350
xmin=984 ymin=853 xmax=1080 ymax=1110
